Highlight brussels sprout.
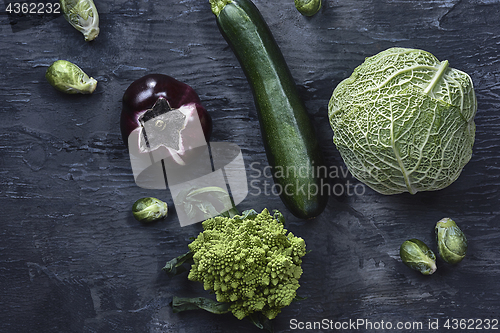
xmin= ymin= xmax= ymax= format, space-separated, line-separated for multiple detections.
xmin=132 ymin=197 xmax=168 ymax=223
xmin=60 ymin=0 xmax=100 ymax=41
xmin=46 ymin=60 xmax=97 ymax=94
xmin=295 ymin=0 xmax=322 ymax=16
xmin=400 ymin=239 xmax=437 ymax=275
xmin=435 ymin=218 xmax=467 ymax=264
xmin=328 ymin=48 xmax=477 ymax=195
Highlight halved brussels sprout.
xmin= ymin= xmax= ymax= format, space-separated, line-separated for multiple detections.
xmin=60 ymin=0 xmax=100 ymax=41
xmin=435 ymin=218 xmax=467 ymax=264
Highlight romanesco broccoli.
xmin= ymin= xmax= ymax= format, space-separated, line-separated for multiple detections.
xmin=186 ymin=208 xmax=307 ymax=320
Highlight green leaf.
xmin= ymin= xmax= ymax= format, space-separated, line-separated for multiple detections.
xmin=292 ymin=295 xmax=308 ymax=302
xmin=170 ymin=296 xmax=231 ymax=314
xmin=162 ymin=251 xmax=194 ymax=277
xmin=218 ymin=206 xmax=240 ymax=218
xmin=247 ymin=312 xmax=274 ymax=332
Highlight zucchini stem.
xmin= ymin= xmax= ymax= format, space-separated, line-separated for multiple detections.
xmin=209 ymin=0 xmax=232 ymax=16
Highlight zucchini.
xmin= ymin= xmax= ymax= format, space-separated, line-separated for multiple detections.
xmin=210 ymin=0 xmax=328 ymax=219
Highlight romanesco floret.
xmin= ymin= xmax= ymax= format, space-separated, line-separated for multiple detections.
xmin=186 ymin=208 xmax=306 ymax=320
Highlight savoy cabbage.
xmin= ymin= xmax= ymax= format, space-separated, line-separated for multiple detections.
xmin=328 ymin=48 xmax=477 ymax=195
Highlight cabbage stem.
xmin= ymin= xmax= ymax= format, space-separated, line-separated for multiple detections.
xmin=424 ymin=60 xmax=449 ymax=95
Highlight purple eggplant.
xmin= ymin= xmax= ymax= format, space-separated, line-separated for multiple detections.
xmin=121 ymin=74 xmax=212 ymax=168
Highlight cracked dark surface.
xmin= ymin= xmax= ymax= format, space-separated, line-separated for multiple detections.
xmin=1 ymin=0 xmax=500 ymax=332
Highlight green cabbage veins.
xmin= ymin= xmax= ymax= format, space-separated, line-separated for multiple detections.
xmin=328 ymin=48 xmax=477 ymax=195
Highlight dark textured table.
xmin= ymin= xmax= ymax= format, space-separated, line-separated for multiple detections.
xmin=1 ymin=0 xmax=500 ymax=332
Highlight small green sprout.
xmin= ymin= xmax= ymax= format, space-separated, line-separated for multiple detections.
xmin=400 ymin=239 xmax=437 ymax=275
xmin=435 ymin=218 xmax=468 ymax=264
xmin=46 ymin=60 xmax=97 ymax=94
xmin=294 ymin=0 xmax=322 ymax=16
xmin=132 ymin=197 xmax=168 ymax=223
xmin=60 ymin=0 xmax=100 ymax=41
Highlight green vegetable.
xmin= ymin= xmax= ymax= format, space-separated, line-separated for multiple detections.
xmin=210 ymin=0 xmax=328 ymax=219
xmin=294 ymin=0 xmax=322 ymax=16
xmin=164 ymin=208 xmax=306 ymax=322
xmin=400 ymin=239 xmax=437 ymax=275
xmin=170 ymin=296 xmax=231 ymax=314
xmin=45 ymin=60 xmax=97 ymax=94
xmin=60 ymin=0 xmax=100 ymax=41
xmin=328 ymin=47 xmax=477 ymax=195
xmin=132 ymin=197 xmax=168 ymax=223
xmin=163 ymin=251 xmax=194 ymax=277
xmin=435 ymin=218 xmax=467 ymax=264
xmin=175 ymin=186 xmax=239 ymax=221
